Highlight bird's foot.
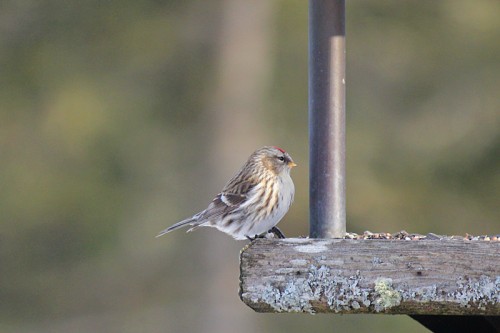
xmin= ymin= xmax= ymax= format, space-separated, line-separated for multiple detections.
xmin=246 ymin=234 xmax=263 ymax=241
xmin=246 ymin=227 xmax=286 ymax=241
xmin=268 ymin=226 xmax=286 ymax=239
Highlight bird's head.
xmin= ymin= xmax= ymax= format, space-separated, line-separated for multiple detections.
xmin=253 ymin=146 xmax=296 ymax=175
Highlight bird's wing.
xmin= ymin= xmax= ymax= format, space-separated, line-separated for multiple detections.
xmin=219 ymin=192 xmax=248 ymax=206
xmin=222 ymin=174 xmax=257 ymax=197
xmin=199 ymin=192 xmax=245 ymax=221
xmin=200 ymin=184 xmax=255 ymax=220
xmin=193 ymin=169 xmax=259 ymax=222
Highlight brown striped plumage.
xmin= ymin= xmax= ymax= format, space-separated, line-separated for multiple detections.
xmin=156 ymin=146 xmax=296 ymax=240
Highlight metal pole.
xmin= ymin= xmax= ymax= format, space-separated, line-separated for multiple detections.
xmin=309 ymin=0 xmax=346 ymax=238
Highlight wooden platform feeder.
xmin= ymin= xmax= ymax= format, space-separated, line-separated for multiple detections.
xmin=239 ymin=1 xmax=500 ymax=332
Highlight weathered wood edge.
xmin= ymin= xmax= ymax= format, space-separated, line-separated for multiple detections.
xmin=239 ymin=238 xmax=500 ymax=315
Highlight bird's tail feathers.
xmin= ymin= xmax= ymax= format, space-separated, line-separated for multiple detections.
xmin=156 ymin=217 xmax=203 ymax=238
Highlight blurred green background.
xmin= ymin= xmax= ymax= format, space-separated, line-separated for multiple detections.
xmin=1 ymin=0 xmax=498 ymax=332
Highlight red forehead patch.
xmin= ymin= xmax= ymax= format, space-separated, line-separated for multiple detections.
xmin=273 ymin=146 xmax=286 ymax=153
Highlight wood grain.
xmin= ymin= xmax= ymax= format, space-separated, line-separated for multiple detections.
xmin=239 ymin=238 xmax=500 ymax=315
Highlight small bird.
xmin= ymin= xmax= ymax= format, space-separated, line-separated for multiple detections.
xmin=156 ymin=146 xmax=296 ymax=240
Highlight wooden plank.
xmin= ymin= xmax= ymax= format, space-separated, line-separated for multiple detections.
xmin=239 ymin=238 xmax=500 ymax=315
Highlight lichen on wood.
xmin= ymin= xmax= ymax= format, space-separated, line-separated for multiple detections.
xmin=239 ymin=238 xmax=500 ymax=315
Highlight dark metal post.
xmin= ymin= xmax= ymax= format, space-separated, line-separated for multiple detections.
xmin=309 ymin=0 xmax=346 ymax=238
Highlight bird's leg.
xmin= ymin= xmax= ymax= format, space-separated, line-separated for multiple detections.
xmin=268 ymin=226 xmax=286 ymax=239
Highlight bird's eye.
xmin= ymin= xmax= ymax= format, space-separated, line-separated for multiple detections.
xmin=278 ymin=156 xmax=285 ymax=162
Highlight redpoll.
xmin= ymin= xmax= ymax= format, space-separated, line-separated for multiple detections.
xmin=156 ymin=146 xmax=296 ymax=240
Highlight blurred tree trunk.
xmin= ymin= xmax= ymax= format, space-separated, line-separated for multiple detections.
xmin=201 ymin=0 xmax=274 ymax=332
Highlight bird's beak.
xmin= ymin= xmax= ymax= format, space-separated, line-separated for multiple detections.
xmin=288 ymin=161 xmax=297 ymax=168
